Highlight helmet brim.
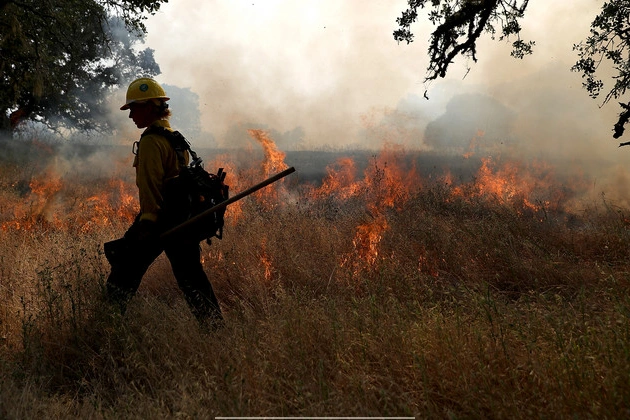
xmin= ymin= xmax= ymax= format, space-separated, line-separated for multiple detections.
xmin=120 ymin=97 xmax=170 ymax=111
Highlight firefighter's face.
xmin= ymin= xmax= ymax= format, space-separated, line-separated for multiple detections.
xmin=128 ymin=102 xmax=158 ymax=128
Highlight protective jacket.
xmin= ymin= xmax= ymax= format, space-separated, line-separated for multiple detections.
xmin=134 ymin=119 xmax=189 ymax=223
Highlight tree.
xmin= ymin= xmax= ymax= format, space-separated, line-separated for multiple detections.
xmin=164 ymin=84 xmax=204 ymax=143
xmin=394 ymin=0 xmax=630 ymax=139
xmin=0 ymin=0 xmax=167 ymax=133
xmin=424 ymin=93 xmax=515 ymax=151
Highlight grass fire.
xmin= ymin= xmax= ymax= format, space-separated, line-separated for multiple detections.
xmin=1 ymin=130 xmax=629 ymax=418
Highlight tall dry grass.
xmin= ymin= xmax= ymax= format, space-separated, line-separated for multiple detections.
xmin=1 ymin=140 xmax=630 ymax=419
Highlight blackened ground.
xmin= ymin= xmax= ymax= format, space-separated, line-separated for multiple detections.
xmin=0 ymin=137 xmax=598 ymax=192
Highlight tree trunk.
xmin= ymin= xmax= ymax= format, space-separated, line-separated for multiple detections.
xmin=0 ymin=108 xmax=12 ymax=135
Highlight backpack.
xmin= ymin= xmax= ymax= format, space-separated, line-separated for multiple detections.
xmin=141 ymin=126 xmax=229 ymax=244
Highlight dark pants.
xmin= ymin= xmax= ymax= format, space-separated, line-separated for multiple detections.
xmin=106 ymin=222 xmax=223 ymax=325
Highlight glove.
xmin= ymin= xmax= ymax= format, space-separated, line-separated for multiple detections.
xmin=124 ymin=219 xmax=158 ymax=243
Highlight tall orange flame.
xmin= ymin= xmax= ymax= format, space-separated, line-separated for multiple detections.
xmin=247 ymin=129 xmax=289 ymax=176
xmin=247 ymin=129 xmax=290 ymax=209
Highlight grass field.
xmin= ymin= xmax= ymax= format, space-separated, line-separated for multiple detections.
xmin=1 ymin=134 xmax=629 ymax=418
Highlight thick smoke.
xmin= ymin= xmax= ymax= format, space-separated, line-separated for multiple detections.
xmin=140 ymin=0 xmax=621 ymax=161
xmin=143 ymin=1 xmax=417 ymax=150
xmin=13 ymin=1 xmax=626 ymax=205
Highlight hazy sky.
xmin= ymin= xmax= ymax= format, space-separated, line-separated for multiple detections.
xmin=138 ymin=0 xmax=618 ymax=160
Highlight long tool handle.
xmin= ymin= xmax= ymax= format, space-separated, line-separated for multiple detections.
xmin=160 ymin=166 xmax=296 ymax=242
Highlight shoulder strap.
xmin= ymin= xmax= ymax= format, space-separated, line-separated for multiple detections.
xmin=141 ymin=125 xmax=201 ymax=167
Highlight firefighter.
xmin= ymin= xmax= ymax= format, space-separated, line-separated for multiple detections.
xmin=106 ymin=77 xmax=223 ymax=329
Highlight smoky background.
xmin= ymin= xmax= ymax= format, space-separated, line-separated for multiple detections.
xmin=2 ymin=0 xmax=630 ymax=208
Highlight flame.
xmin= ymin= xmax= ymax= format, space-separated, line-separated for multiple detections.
xmin=204 ymin=156 xmax=243 ymax=224
xmin=364 ymin=144 xmax=421 ymax=210
xmin=247 ymin=129 xmax=289 ymax=176
xmin=247 ymin=129 xmax=290 ymax=209
xmin=311 ymin=157 xmax=362 ymax=200
xmin=2 ymin=128 xmax=588 ymax=285
xmin=2 ymin=170 xmax=138 ymax=233
xmin=29 ymin=174 xmax=63 ymax=198
xmin=448 ymin=156 xmax=573 ymax=215
xmin=258 ymin=239 xmax=273 ymax=282
xmin=357 ymin=145 xmax=420 ymax=267
xmin=1 ymin=130 xmax=294 ymax=235
xmin=2 ymin=170 xmax=63 ymax=231
xmin=351 ymin=213 xmax=388 ymax=266
xmin=260 ymin=252 xmax=273 ymax=282
xmin=79 ymin=178 xmax=138 ymax=232
xmin=311 ymin=144 xmax=422 ymax=269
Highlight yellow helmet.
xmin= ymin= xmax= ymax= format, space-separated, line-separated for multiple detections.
xmin=120 ymin=77 xmax=170 ymax=110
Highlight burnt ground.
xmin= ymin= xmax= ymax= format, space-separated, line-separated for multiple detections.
xmin=0 ymin=137 xmax=595 ymax=190
xmin=281 ymin=149 xmax=482 ymax=186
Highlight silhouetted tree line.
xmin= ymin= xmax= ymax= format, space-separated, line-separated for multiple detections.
xmin=3 ymin=1 xmax=628 ymax=140
xmin=394 ymin=0 xmax=630 ymax=139
xmin=0 ymin=0 xmax=167 ymax=134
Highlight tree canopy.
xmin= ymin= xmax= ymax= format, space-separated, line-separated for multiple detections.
xmin=394 ymin=0 xmax=630 ymax=139
xmin=0 ymin=0 xmax=168 ymax=133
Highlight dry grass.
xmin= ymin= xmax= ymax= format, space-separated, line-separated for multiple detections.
xmin=1 ymin=141 xmax=630 ymax=419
